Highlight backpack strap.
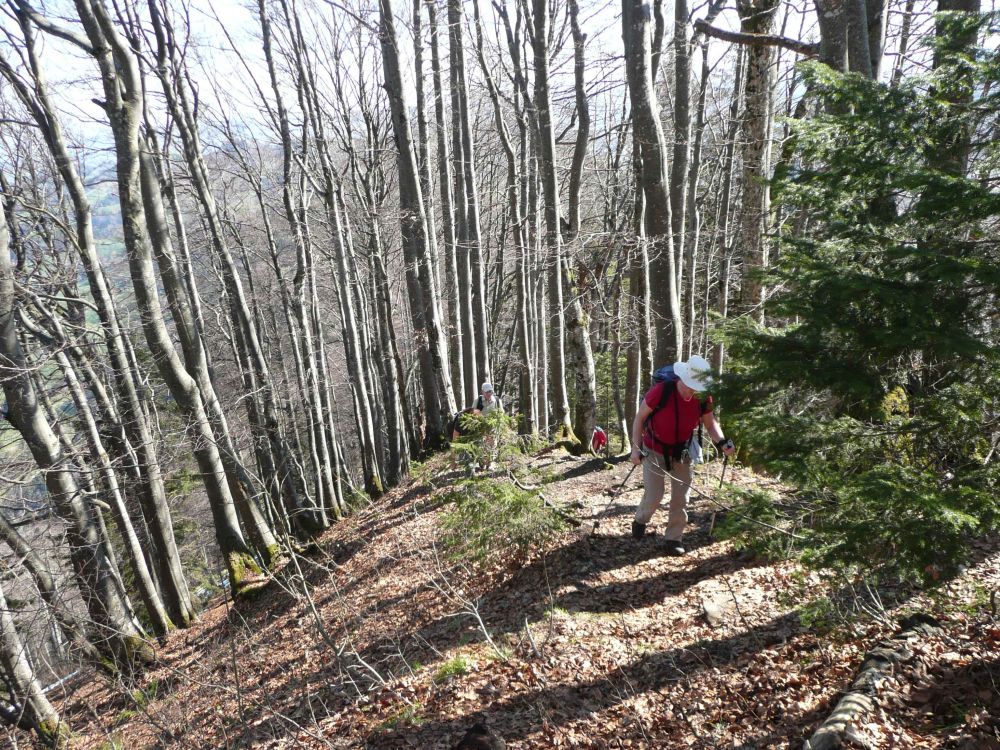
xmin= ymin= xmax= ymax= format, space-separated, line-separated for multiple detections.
xmin=644 ymin=381 xmax=707 ymax=460
xmin=655 ymin=378 xmax=675 ymax=413
xmin=644 ymin=382 xmax=681 ymax=459
xmin=475 ymin=395 xmax=484 ymax=411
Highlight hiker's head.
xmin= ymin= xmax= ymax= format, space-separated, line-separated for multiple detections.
xmin=673 ymin=355 xmax=712 ymax=398
xmin=481 ymin=382 xmax=494 ymax=400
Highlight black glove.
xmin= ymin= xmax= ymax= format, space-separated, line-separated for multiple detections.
xmin=715 ymin=438 xmax=734 ymax=452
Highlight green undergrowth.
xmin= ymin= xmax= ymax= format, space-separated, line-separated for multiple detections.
xmin=438 ymin=478 xmax=567 ymax=565
xmin=432 ymin=656 xmax=469 ymax=683
xmin=440 ymin=410 xmax=571 ymax=565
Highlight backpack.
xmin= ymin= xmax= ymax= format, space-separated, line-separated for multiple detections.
xmin=451 ymin=408 xmax=476 ymax=437
xmin=646 ymin=365 xmax=706 ymax=463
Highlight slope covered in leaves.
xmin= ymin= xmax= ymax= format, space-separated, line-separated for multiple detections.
xmin=40 ymin=450 xmax=1000 ymax=749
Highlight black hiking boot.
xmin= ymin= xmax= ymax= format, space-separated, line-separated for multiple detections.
xmin=663 ymin=538 xmax=685 ymax=556
xmin=631 ymin=521 xmax=646 ymax=539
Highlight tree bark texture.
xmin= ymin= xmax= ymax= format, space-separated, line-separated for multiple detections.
xmin=736 ymin=0 xmax=779 ymax=318
xmin=379 ymin=0 xmax=457 ymax=446
xmin=623 ymin=0 xmax=682 ymax=363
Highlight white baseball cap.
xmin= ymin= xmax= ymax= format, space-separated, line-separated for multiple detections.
xmin=481 ymin=382 xmax=494 ymax=393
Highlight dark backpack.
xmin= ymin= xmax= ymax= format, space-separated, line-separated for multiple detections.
xmin=475 ymin=394 xmax=500 ymax=411
xmin=451 ymin=408 xmax=475 ymax=437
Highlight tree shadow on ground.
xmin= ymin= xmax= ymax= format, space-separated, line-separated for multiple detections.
xmin=904 ymin=654 xmax=1000 ymax=744
xmin=545 ymin=456 xmax=618 ymax=484
xmin=352 ymin=530 xmax=763 ymax=681
xmin=366 ymin=610 xmax=804 ymax=748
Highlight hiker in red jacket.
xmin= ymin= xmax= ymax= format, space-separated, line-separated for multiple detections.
xmin=591 ymin=425 xmax=608 ymax=455
xmin=629 ymin=355 xmax=735 ymax=556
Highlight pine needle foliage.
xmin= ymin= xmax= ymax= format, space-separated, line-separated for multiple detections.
xmin=439 ymin=480 xmax=566 ymax=564
xmin=450 ymin=410 xmax=521 ymax=472
xmin=442 ymin=411 xmax=567 ymax=564
xmin=721 ymin=18 xmax=1000 ymax=583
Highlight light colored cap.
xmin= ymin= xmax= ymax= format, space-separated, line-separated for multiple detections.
xmin=672 ymin=355 xmax=713 ymax=392
xmin=481 ymin=382 xmax=494 ymax=393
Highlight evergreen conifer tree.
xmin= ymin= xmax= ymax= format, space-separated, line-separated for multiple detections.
xmin=721 ymin=17 xmax=1000 ymax=581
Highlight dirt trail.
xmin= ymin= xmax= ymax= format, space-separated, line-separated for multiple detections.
xmin=52 ymin=451 xmax=999 ymax=749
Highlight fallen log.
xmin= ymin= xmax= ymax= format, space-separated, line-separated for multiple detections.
xmin=803 ymin=613 xmax=941 ymax=750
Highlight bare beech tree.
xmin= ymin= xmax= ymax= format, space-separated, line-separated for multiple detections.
xmin=0 ymin=16 xmax=194 ymax=627
xmin=58 ymin=0 xmax=270 ymax=587
xmin=378 ymin=0 xmax=457 ymax=446
xmin=448 ymin=0 xmax=492 ymax=394
xmin=735 ymin=0 xmax=779 ymax=317
xmin=623 ymin=0 xmax=682 ymax=364
xmin=1 ymin=186 xmax=151 ymax=667
xmin=0 ymin=576 xmax=68 ymax=746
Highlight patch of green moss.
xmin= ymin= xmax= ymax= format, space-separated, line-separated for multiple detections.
xmin=227 ymin=551 xmax=263 ymax=591
xmin=36 ymin=717 xmax=72 ymax=748
xmin=377 ymin=702 xmax=425 ymax=731
xmin=432 ymin=656 xmax=468 ymax=684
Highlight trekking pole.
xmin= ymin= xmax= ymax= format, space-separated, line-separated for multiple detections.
xmin=590 ymin=459 xmax=639 ymax=535
xmin=709 ymin=454 xmax=729 ymax=537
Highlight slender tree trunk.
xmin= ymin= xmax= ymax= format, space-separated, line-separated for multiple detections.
xmin=711 ymin=45 xmax=744 ymax=372
xmin=0 ymin=579 xmax=69 ymax=746
xmin=379 ymin=0 xmax=457 ymax=446
xmin=566 ymin=0 xmax=589 ymax=240
xmin=532 ymin=0 xmax=576 ymax=443
xmin=670 ymin=0 xmax=691 ymax=312
xmin=563 ymin=0 xmax=598 ymax=448
xmin=890 ymin=0 xmax=918 ymax=87
xmin=736 ymin=0 xmax=779 ymax=318
xmin=446 ymin=0 xmax=479 ymax=403
xmin=426 ymin=0 xmax=464 ymax=402
xmin=413 ymin=0 xmax=441 ymax=295
xmin=447 ymin=0 xmax=491 ymax=387
xmin=867 ymin=0 xmax=889 ymax=77
xmin=684 ymin=42 xmax=711 ymax=357
xmin=623 ymin=0 xmax=682 ymax=363
xmin=369 ymin=215 xmax=410 ymax=482
xmin=1 ymin=203 xmax=150 ymax=666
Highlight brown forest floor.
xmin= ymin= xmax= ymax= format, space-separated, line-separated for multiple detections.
xmin=38 ymin=450 xmax=1000 ymax=749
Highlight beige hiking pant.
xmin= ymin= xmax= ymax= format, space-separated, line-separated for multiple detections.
xmin=634 ymin=450 xmax=693 ymax=541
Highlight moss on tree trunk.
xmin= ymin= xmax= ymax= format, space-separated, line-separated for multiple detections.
xmin=227 ymin=550 xmax=264 ymax=592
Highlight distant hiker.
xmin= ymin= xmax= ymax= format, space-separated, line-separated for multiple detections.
xmin=473 ymin=382 xmax=503 ymax=415
xmin=591 ymin=425 xmax=608 ymax=455
xmin=474 ymin=382 xmax=504 ymax=469
xmin=453 ymin=722 xmax=506 ymax=750
xmin=450 ymin=407 xmax=477 ymax=470
xmin=629 ymin=354 xmax=735 ymax=555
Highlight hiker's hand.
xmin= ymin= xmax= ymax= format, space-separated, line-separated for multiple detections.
xmin=630 ymin=448 xmax=643 ymax=466
xmin=715 ymin=438 xmax=735 ymax=456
